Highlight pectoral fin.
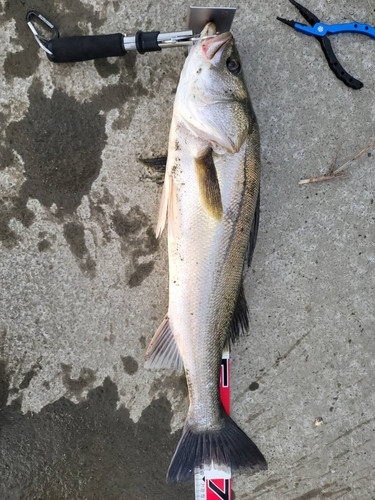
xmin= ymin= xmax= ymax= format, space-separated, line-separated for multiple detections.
xmin=194 ymin=148 xmax=223 ymax=221
xmin=145 ymin=316 xmax=183 ymax=372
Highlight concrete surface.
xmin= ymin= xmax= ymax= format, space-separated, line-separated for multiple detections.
xmin=1 ymin=0 xmax=375 ymax=499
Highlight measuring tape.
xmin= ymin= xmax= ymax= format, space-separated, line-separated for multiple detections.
xmin=194 ymin=348 xmax=232 ymax=500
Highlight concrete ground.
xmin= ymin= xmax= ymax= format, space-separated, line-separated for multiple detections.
xmin=1 ymin=0 xmax=375 ymax=499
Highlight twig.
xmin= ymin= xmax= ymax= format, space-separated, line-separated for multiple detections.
xmin=299 ymin=136 xmax=375 ymax=185
xmin=332 ymin=136 xmax=375 ymax=175
xmin=299 ymin=173 xmax=349 ymax=185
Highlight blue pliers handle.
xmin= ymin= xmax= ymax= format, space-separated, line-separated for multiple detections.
xmin=277 ymin=0 xmax=373 ymax=89
xmin=294 ymin=21 xmax=375 ymax=40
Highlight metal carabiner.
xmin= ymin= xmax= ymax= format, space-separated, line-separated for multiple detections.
xmin=26 ymin=10 xmax=59 ymax=56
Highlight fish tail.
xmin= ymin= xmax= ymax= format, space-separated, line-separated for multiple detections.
xmin=166 ymin=410 xmax=267 ymax=483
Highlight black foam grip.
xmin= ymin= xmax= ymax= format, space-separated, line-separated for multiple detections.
xmin=47 ymin=33 xmax=126 ymax=63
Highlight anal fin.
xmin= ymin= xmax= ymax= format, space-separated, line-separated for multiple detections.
xmin=145 ymin=316 xmax=183 ymax=372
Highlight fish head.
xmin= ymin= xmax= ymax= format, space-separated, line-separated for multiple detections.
xmin=176 ymin=22 xmax=252 ymax=154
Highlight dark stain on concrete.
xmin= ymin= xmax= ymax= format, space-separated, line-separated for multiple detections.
xmin=121 ymin=356 xmax=139 ymax=375
xmin=2 ymin=0 xmax=106 ymax=81
xmin=0 ymin=196 xmax=35 ymax=249
xmin=112 ymin=206 xmax=147 ymax=237
xmin=0 ymin=359 xmax=9 ymax=411
xmin=2 ymin=6 xmax=154 ymax=258
xmin=139 ymin=335 xmax=147 ymax=349
xmin=128 ymin=261 xmax=155 ymax=287
xmin=249 ymin=381 xmax=259 ymax=391
xmin=97 ymin=187 xmax=115 ymax=207
xmin=150 ymin=373 xmax=188 ymax=400
xmin=63 ymin=221 xmax=96 ymax=276
xmin=110 ymin=52 xmax=150 ymax=130
xmin=291 ymin=484 xmax=346 ymax=500
xmin=0 ymin=374 xmax=193 ymax=499
xmin=112 ymin=206 xmax=159 ymax=287
xmin=61 ymin=364 xmax=96 ymax=401
xmin=63 ymin=222 xmax=88 ymax=259
xmin=123 ymin=50 xmax=138 ymax=80
xmin=19 ymin=363 xmax=41 ymax=390
xmin=291 ymin=488 xmax=324 ymax=500
xmin=101 ymin=78 xmax=148 ymax=112
xmin=0 ymin=113 xmax=12 ymax=171
xmin=112 ymin=101 xmax=139 ymax=131
xmin=252 ymin=478 xmax=281 ymax=493
xmin=5 ymin=79 xmax=107 ymax=215
xmin=322 ymin=487 xmax=352 ymax=498
xmin=38 ymin=239 xmax=51 ymax=252
xmin=88 ymin=187 xmax=116 ymax=244
xmin=94 ymin=58 xmax=121 ymax=79
xmin=0 ymin=360 xmax=22 ymax=419
xmin=4 ymin=49 xmax=40 ymax=81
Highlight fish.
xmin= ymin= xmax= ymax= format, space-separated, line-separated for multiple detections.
xmin=145 ymin=22 xmax=267 ymax=483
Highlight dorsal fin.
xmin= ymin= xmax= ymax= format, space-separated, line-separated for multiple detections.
xmin=194 ymin=148 xmax=223 ymax=221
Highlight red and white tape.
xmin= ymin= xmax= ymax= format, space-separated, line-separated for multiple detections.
xmin=194 ymin=348 xmax=232 ymax=500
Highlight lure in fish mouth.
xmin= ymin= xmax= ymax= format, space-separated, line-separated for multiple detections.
xmin=145 ymin=22 xmax=267 ymax=483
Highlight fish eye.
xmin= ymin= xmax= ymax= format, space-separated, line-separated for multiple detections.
xmin=226 ymin=57 xmax=241 ymax=75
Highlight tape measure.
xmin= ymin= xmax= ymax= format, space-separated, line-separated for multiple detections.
xmin=194 ymin=348 xmax=232 ymax=500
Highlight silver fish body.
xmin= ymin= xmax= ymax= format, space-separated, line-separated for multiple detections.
xmin=146 ymin=23 xmax=267 ymax=483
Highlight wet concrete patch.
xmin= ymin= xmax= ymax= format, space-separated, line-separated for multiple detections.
xmin=2 ymin=0 xmax=106 ymax=81
xmin=4 ymin=79 xmax=107 ymax=215
xmin=94 ymin=58 xmax=121 ymax=79
xmin=0 ymin=196 xmax=35 ymax=249
xmin=0 ymin=373 xmax=194 ymax=500
xmin=249 ymin=381 xmax=259 ymax=391
xmin=19 ymin=363 xmax=41 ymax=390
xmin=121 ymin=356 xmax=139 ymax=375
xmin=63 ymin=221 xmax=96 ymax=276
xmin=87 ymin=187 xmax=117 ymax=244
xmin=150 ymin=373 xmax=188 ymax=400
xmin=1 ymin=72 xmax=151 ymax=251
xmin=37 ymin=239 xmax=51 ymax=252
xmin=128 ymin=261 xmax=155 ymax=287
xmin=112 ymin=206 xmax=159 ymax=287
xmin=61 ymin=364 xmax=96 ymax=401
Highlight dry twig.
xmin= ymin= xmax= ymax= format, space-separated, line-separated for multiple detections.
xmin=299 ymin=136 xmax=375 ymax=185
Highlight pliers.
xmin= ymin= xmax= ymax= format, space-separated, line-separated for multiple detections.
xmin=278 ymin=0 xmax=375 ymax=89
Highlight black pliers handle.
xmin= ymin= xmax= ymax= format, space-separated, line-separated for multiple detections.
xmin=278 ymin=0 xmax=363 ymax=90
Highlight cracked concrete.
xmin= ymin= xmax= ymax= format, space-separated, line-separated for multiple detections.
xmin=1 ymin=0 xmax=375 ymax=499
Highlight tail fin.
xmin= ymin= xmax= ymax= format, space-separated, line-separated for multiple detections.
xmin=167 ymin=412 xmax=267 ymax=483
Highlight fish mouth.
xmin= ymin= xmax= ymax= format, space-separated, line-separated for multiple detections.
xmin=201 ymin=32 xmax=232 ymax=60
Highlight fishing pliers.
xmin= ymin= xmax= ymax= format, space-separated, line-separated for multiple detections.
xmin=278 ymin=0 xmax=375 ymax=89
